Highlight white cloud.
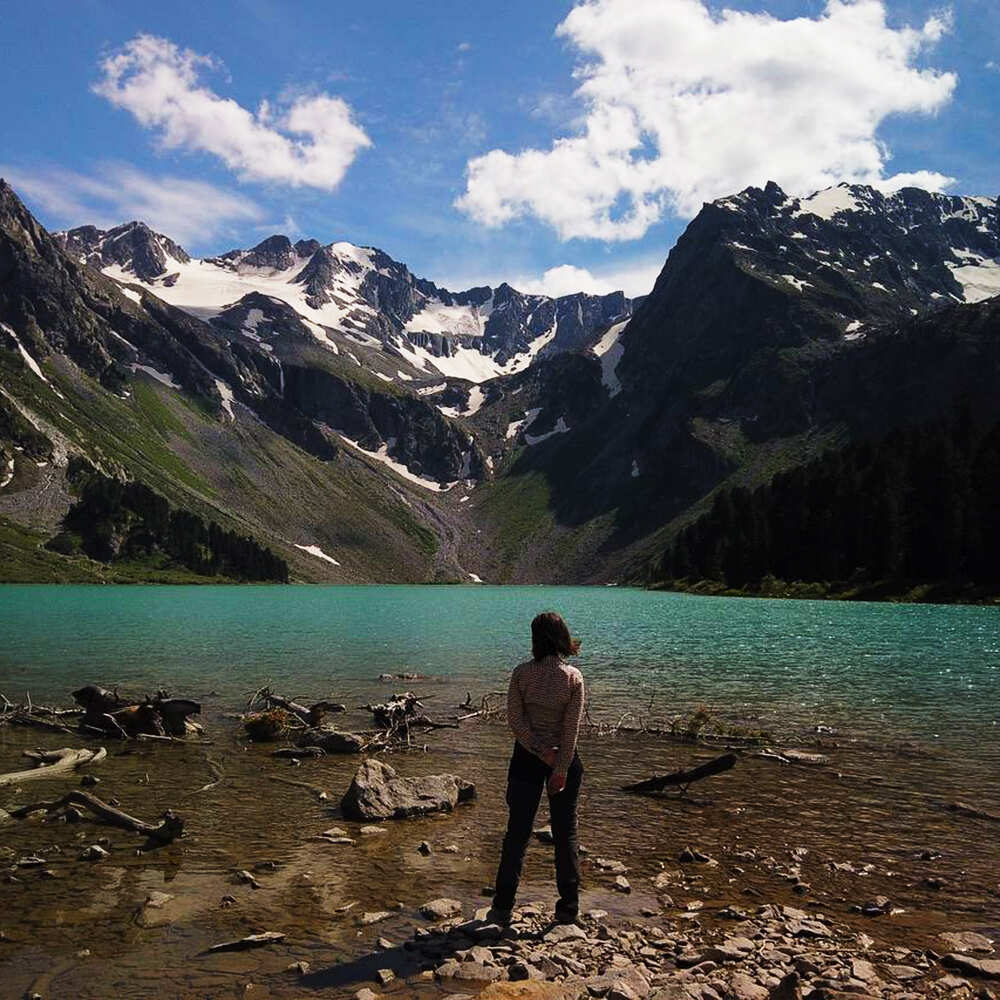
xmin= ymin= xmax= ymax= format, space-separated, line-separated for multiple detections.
xmin=987 ymin=60 xmax=999 ymax=72
xmin=441 ymin=257 xmax=664 ymax=299
xmin=94 ymin=34 xmax=371 ymax=189
xmin=872 ymin=170 xmax=958 ymax=194
xmin=457 ymin=0 xmax=957 ymax=241
xmin=1 ymin=162 xmax=262 ymax=245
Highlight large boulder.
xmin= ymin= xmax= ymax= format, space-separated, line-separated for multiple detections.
xmin=340 ymin=759 xmax=475 ymax=820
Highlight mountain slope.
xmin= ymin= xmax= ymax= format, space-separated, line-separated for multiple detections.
xmin=459 ymin=183 xmax=1000 ymax=583
xmin=0 ymin=181 xmax=474 ymax=582
xmin=4 ymin=178 xmax=999 ymax=589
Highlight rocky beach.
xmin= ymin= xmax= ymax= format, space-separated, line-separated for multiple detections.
xmin=1 ymin=680 xmax=998 ymax=1000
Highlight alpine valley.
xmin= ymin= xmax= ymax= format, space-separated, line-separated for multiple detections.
xmin=2 ymin=178 xmax=999 ymax=592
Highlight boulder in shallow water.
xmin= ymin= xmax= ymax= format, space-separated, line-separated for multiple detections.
xmin=298 ymin=726 xmax=363 ymax=754
xmin=341 ymin=759 xmax=475 ymax=820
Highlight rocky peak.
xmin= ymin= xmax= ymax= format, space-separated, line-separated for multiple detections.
xmin=241 ymin=234 xmax=296 ymax=271
xmin=294 ymin=238 xmax=321 ymax=257
xmin=55 ymin=220 xmax=190 ymax=281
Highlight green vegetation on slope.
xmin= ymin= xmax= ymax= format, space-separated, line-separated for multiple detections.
xmin=47 ymin=459 xmax=289 ymax=582
xmin=651 ymin=410 xmax=1000 ymax=596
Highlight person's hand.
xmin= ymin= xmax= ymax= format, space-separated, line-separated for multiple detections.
xmin=548 ymin=771 xmax=567 ymax=795
xmin=541 ymin=747 xmax=558 ymax=768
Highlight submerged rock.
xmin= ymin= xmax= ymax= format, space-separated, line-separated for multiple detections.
xmin=298 ymin=726 xmax=363 ymax=754
xmin=341 ymin=759 xmax=475 ymax=821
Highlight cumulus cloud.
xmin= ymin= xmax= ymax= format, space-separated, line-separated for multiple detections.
xmin=457 ymin=0 xmax=958 ymax=241
xmin=440 ymin=257 xmax=663 ymax=299
xmin=1 ymin=162 xmax=262 ymax=245
xmin=94 ymin=34 xmax=371 ymax=189
xmin=513 ymin=260 xmax=663 ymax=298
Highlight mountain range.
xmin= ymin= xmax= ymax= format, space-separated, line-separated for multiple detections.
xmin=1 ymin=177 xmax=998 ymax=587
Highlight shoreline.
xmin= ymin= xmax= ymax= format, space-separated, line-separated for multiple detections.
xmin=647 ymin=577 xmax=1000 ymax=608
xmin=1 ymin=698 xmax=998 ymax=998
xmin=3 ymin=569 xmax=1000 ymax=608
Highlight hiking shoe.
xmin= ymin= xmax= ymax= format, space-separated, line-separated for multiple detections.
xmin=554 ymin=906 xmax=579 ymax=925
xmin=485 ymin=906 xmax=512 ymax=926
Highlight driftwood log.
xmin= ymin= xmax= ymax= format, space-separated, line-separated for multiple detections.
xmin=0 ymin=747 xmax=107 ymax=787
xmin=248 ymin=687 xmax=345 ymax=727
xmin=10 ymin=790 xmax=184 ymax=845
xmin=201 ymin=931 xmax=285 ymax=955
xmin=622 ymin=752 xmax=738 ymax=796
xmin=0 ymin=692 xmax=82 ymax=734
xmin=73 ymin=685 xmax=201 ymax=738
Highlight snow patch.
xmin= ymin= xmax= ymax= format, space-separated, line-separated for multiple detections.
xmin=631 ymin=459 xmax=640 ymax=478
xmin=782 ymin=275 xmax=812 ymax=292
xmin=215 ymin=379 xmax=235 ymax=420
xmin=0 ymin=457 xmax=13 ymax=489
xmin=1 ymin=323 xmax=48 ymax=382
xmin=132 ymin=364 xmax=180 ymax=389
xmin=465 ymin=385 xmax=485 ymax=415
xmin=948 ymin=257 xmax=1000 ymax=303
xmin=294 ymin=543 xmax=340 ymax=566
xmin=119 ymin=286 xmax=144 ymax=305
xmin=337 ymin=434 xmax=455 ymax=492
xmin=793 ymin=185 xmax=867 ymax=221
xmin=593 ymin=319 xmax=627 ymax=397
xmin=467 ymin=572 xmax=483 ymax=583
xmin=525 ymin=416 xmax=570 ymax=445
xmin=404 ymin=295 xmax=493 ymax=338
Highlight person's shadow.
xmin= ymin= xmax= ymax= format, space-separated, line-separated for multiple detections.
xmin=301 ymin=914 xmax=559 ymax=991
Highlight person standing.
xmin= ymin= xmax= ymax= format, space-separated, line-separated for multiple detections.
xmin=489 ymin=611 xmax=585 ymax=925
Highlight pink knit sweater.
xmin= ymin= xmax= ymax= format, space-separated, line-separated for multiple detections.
xmin=506 ymin=656 xmax=585 ymax=774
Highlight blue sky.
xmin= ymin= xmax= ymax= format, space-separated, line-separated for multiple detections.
xmin=1 ymin=0 xmax=998 ymax=298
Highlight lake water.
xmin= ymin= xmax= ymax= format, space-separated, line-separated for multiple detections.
xmin=2 ymin=584 xmax=999 ymax=999
xmin=1 ymin=584 xmax=997 ymax=755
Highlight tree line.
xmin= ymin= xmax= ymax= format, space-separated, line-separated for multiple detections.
xmin=653 ymin=410 xmax=1000 ymax=590
xmin=49 ymin=460 xmax=288 ymax=582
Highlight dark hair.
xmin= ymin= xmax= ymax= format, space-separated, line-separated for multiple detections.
xmin=531 ymin=611 xmax=581 ymax=662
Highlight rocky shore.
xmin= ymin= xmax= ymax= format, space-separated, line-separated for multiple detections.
xmin=2 ymin=686 xmax=999 ymax=1000
xmin=354 ymin=895 xmax=998 ymax=1000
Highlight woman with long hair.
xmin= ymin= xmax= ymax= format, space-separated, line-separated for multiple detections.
xmin=489 ymin=611 xmax=585 ymax=925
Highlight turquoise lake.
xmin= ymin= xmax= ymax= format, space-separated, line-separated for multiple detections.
xmin=1 ymin=585 xmax=997 ymax=758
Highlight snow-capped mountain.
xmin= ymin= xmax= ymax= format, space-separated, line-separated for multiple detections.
xmin=714 ymin=182 xmax=1000 ymax=329
xmin=56 ymin=225 xmax=631 ymax=385
xmin=5 ymin=176 xmax=1000 ymax=587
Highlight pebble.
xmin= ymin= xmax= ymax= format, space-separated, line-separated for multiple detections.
xmin=420 ymin=898 xmax=463 ymax=920
xmin=594 ymin=857 xmax=629 ymax=874
xmin=543 ymin=923 xmax=588 ymax=943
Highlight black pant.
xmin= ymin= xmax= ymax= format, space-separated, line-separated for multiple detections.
xmin=493 ymin=742 xmax=583 ymax=916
